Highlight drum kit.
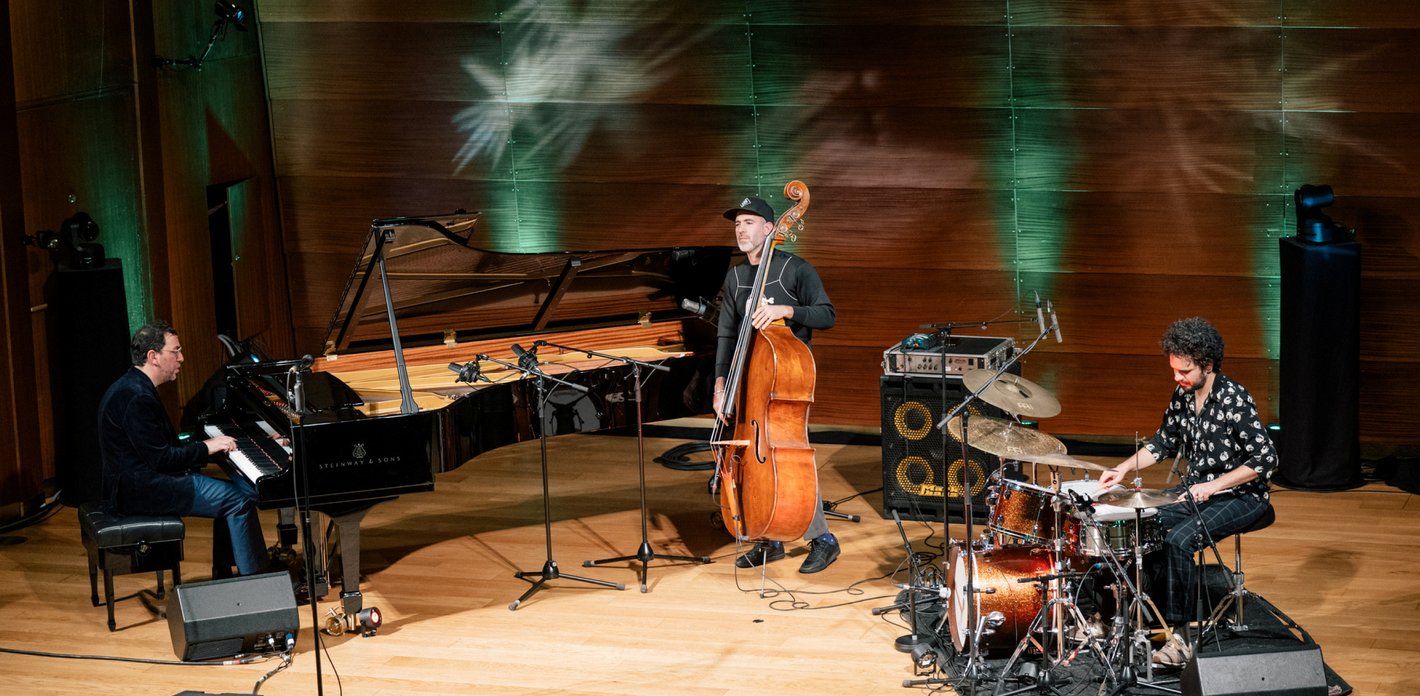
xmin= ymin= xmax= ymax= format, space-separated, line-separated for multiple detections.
xmin=914 ymin=368 xmax=1181 ymax=695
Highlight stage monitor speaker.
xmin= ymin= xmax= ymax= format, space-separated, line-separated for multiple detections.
xmin=880 ymin=374 xmax=1021 ymax=522
xmin=48 ymin=260 xmax=130 ymax=506
xmin=168 ymin=572 xmax=298 ymax=661
xmin=1182 ymin=642 xmax=1327 ymax=696
xmin=1277 ymin=237 xmax=1362 ymax=490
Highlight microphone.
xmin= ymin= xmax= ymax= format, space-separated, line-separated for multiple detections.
xmin=1048 ymin=300 xmax=1063 ymax=343
xmin=681 ymin=297 xmax=719 ymax=324
xmin=447 ymin=359 xmax=484 ymax=384
xmin=289 ymin=354 xmax=315 ymax=373
xmin=1034 ymin=291 xmax=1048 ymax=337
xmin=681 ymin=297 xmax=708 ymax=316
xmin=511 ymin=343 xmax=538 ymax=371
xmin=1068 ymin=489 xmax=1094 ymax=513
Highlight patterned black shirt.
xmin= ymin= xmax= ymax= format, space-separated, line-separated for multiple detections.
xmin=1143 ymin=373 xmax=1277 ymax=501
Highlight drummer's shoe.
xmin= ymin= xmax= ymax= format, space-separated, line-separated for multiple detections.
xmin=799 ymin=534 xmax=840 ymax=574
xmin=1151 ymin=631 xmax=1193 ymax=669
xmin=1069 ymin=612 xmax=1108 ymax=646
xmin=735 ymin=540 xmax=785 ymax=568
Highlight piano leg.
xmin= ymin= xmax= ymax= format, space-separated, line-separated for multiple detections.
xmin=277 ymin=507 xmax=299 ymax=547
xmin=329 ymin=507 xmax=371 ymax=617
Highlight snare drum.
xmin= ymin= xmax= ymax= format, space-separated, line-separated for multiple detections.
xmin=1070 ymin=512 xmax=1163 ymax=557
xmin=987 ymin=478 xmax=1060 ymax=544
xmin=1058 ymin=480 xmax=1162 ymax=557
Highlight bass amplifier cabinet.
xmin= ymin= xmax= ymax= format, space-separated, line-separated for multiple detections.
xmin=881 ymin=373 xmax=1021 ymax=522
xmin=168 ymin=572 xmax=298 ymax=661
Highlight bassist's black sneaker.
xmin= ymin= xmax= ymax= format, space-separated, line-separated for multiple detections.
xmin=734 ymin=540 xmax=785 ymax=568
xmin=798 ymin=535 xmax=840 ymax=574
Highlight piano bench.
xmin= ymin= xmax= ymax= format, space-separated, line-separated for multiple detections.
xmin=77 ymin=502 xmax=185 ymax=631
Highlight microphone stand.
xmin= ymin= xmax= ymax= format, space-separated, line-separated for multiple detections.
xmin=287 ymin=363 xmax=324 ymax=696
xmin=511 ymin=341 xmax=713 ymax=592
xmin=482 ymin=351 xmax=626 ymax=609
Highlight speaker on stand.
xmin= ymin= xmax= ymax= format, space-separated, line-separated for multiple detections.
xmin=48 ymin=260 xmax=130 ymax=507
xmin=1275 ymin=232 xmax=1363 ymax=490
xmin=880 ymin=374 xmax=1021 ymax=522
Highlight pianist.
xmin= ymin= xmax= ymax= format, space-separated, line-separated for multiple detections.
xmin=97 ymin=321 xmax=270 ymax=576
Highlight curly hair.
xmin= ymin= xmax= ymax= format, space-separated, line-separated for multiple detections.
xmin=130 ymin=320 xmax=177 ymax=366
xmin=1160 ymin=317 xmax=1223 ymax=371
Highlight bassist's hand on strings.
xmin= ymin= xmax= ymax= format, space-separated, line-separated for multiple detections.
xmin=713 ymin=377 xmax=729 ymax=424
xmin=749 ymin=303 xmax=794 ymax=330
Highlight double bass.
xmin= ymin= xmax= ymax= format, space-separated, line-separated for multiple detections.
xmin=712 ymin=180 xmax=820 ymax=543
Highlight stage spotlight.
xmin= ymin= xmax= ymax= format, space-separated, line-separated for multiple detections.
xmin=1294 ymin=184 xmax=1350 ymax=243
xmin=213 ymin=1 xmax=249 ymax=31
xmin=55 ymin=212 xmax=105 ymax=269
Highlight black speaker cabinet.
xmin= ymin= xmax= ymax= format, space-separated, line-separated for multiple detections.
xmin=168 ymin=572 xmax=298 ymax=661
xmin=1277 ymin=237 xmax=1362 ymax=490
xmin=1181 ymin=642 xmax=1327 ymax=696
xmin=880 ymin=374 xmax=1020 ymax=522
xmin=48 ymin=260 xmax=130 ymax=506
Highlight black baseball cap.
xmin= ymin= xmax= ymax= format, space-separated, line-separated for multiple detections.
xmin=723 ymin=196 xmax=775 ymax=222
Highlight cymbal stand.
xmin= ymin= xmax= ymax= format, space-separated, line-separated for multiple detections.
xmin=480 ymin=351 xmax=626 ymax=609
xmin=1099 ymin=505 xmax=1178 ymax=696
xmin=525 ymin=341 xmax=713 ymax=592
xmin=934 ymin=307 xmax=1059 ymax=690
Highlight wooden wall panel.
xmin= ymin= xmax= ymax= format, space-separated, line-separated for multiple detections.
xmin=1016 ymin=191 xmax=1283 ymax=276
xmin=258 ymin=1 xmax=1420 ymax=450
xmin=1010 ymin=27 xmax=1280 ymax=109
xmin=1285 ymin=112 xmax=1420 ymax=197
xmin=1015 ymin=108 xmax=1286 ymax=194
xmin=1020 ymin=272 xmax=1278 ymax=359
xmin=0 ymin=5 xmax=43 ymax=517
xmin=1009 ymin=1 xmax=1280 ymax=26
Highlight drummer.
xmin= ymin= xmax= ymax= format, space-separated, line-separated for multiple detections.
xmin=1096 ymin=317 xmax=1277 ymax=669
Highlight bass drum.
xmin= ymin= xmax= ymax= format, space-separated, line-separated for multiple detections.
xmin=946 ymin=545 xmax=1053 ymax=653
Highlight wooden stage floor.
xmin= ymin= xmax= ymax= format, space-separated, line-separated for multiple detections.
xmin=2 ymin=424 xmax=1417 ymax=695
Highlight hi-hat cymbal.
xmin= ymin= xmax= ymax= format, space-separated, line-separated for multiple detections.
xmin=1009 ymin=452 xmax=1111 ymax=472
xmin=945 ymin=415 xmax=1066 ymax=459
xmin=960 ymin=369 xmax=1061 ymax=418
xmin=1096 ymin=488 xmax=1177 ymax=509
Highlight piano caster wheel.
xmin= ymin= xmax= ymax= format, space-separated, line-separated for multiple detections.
xmin=322 ymin=606 xmax=383 ymax=638
xmin=323 ymin=611 xmax=346 ymax=637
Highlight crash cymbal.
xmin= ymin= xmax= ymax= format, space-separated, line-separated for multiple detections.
xmin=1096 ymin=487 xmax=1177 ymax=509
xmin=945 ymin=415 xmax=1067 ymax=459
xmin=960 ymin=369 xmax=1061 ymax=418
xmin=1009 ymin=452 xmax=1111 ymax=472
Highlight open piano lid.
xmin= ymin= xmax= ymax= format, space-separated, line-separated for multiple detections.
xmin=321 ymin=211 xmax=733 ymax=355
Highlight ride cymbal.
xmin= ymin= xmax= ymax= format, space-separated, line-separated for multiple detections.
xmin=1096 ymin=487 xmax=1177 ymax=509
xmin=945 ymin=415 xmax=1067 ymax=459
xmin=1009 ymin=452 xmax=1111 ymax=472
xmin=960 ymin=369 xmax=1062 ymax=418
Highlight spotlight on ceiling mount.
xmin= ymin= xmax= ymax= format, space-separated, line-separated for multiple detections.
xmin=213 ymin=1 xmax=249 ymax=31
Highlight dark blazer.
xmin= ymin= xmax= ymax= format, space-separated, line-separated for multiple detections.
xmin=97 ymin=367 xmax=205 ymax=515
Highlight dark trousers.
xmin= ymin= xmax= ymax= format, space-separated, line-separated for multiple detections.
xmin=1152 ymin=489 xmax=1268 ymax=624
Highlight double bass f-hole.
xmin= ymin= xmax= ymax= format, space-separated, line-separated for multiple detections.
xmin=752 ymin=420 xmax=765 ymax=464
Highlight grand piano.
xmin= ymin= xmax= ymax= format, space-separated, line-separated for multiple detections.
xmin=206 ymin=211 xmax=732 ymax=623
